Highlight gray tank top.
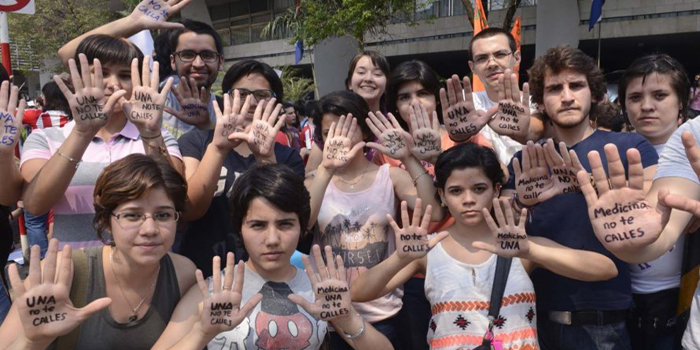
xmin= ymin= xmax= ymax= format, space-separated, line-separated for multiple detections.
xmin=71 ymin=246 xmax=181 ymax=350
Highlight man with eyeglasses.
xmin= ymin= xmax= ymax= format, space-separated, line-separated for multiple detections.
xmin=57 ymin=0 xmax=222 ymax=140
xmin=468 ymin=27 xmax=546 ymax=165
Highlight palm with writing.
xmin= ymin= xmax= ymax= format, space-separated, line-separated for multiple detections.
xmin=543 ymin=139 xmax=584 ymax=195
xmin=197 ymin=252 xmax=261 ymax=337
xmin=0 ymin=81 xmax=25 ymax=153
xmin=8 ymin=240 xmax=112 ymax=343
xmin=128 ymin=0 xmax=193 ymax=30
xmin=55 ymin=54 xmax=126 ymax=135
xmin=212 ymin=90 xmax=250 ymax=152
xmin=321 ymin=115 xmax=366 ymax=173
xmin=408 ymin=103 xmax=442 ymax=163
xmin=512 ymin=141 xmax=554 ymax=207
xmin=474 ymin=199 xmax=530 ymax=258
xmin=366 ymin=110 xmax=412 ymax=161
xmin=388 ymin=199 xmax=449 ymax=262
xmin=229 ymin=98 xmax=284 ymax=159
xmin=578 ymin=144 xmax=668 ymax=253
xmin=489 ymin=69 xmax=530 ymax=139
xmin=166 ymin=76 xmax=212 ymax=129
xmin=439 ymin=74 xmax=497 ymax=142
xmin=123 ymin=56 xmax=174 ymax=138
xmin=289 ymin=245 xmax=352 ymax=322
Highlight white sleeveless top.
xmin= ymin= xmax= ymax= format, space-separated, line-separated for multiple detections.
xmin=313 ymin=164 xmax=402 ymax=323
xmin=425 ymin=243 xmax=539 ymax=350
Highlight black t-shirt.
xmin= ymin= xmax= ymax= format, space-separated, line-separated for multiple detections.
xmin=178 ymin=129 xmax=304 ymax=277
xmin=504 ymin=130 xmax=658 ymax=312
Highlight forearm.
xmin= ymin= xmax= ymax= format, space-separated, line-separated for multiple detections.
xmin=0 ymin=153 xmax=22 ymax=206
xmin=333 ymin=310 xmax=394 ymax=350
xmin=162 ymin=323 xmax=216 ymax=350
xmin=350 ymin=253 xmax=409 ymax=302
xmin=307 ymin=166 xmax=333 ymax=229
xmin=58 ymin=17 xmax=141 ymax=65
xmin=611 ymin=209 xmax=690 ymax=263
xmin=402 ymin=156 xmax=442 ymax=220
xmin=525 ymin=239 xmax=618 ymax=281
xmin=183 ymin=144 xmax=227 ymax=221
xmin=22 ymin=130 xmax=93 ymax=214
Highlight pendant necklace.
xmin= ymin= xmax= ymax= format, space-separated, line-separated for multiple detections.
xmin=109 ymin=248 xmax=159 ymax=322
xmin=336 ymin=162 xmax=370 ymax=189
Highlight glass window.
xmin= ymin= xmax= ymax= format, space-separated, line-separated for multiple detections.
xmin=251 ymin=25 xmax=266 ymax=43
xmin=250 ymin=0 xmax=269 ymax=13
xmin=209 ymin=4 xmax=229 ymax=21
xmin=231 ymin=26 xmax=251 ymax=45
xmin=252 ymin=13 xmax=271 ymax=24
xmin=230 ymin=0 xmax=249 ymax=17
xmin=217 ymin=29 xmax=231 ymax=47
xmin=274 ymin=0 xmax=294 ymax=10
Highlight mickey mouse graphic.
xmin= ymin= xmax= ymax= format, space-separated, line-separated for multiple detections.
xmin=254 ymin=281 xmax=314 ymax=350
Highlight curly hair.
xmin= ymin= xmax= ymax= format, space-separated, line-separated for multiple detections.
xmin=527 ymin=45 xmax=606 ymax=107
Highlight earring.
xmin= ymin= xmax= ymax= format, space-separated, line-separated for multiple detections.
xmin=440 ymin=202 xmax=446 ymax=208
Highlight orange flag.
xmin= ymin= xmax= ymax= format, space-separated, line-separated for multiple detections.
xmin=511 ymin=16 xmax=521 ymax=80
xmin=472 ymin=0 xmax=489 ymax=92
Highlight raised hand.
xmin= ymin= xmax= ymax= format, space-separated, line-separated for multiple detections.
xmin=659 ymin=131 xmax=700 ymax=216
xmin=320 ymin=115 xmax=365 ymax=173
xmin=123 ymin=56 xmax=174 ymax=138
xmin=8 ymin=239 xmax=112 ymax=343
xmin=166 ymin=76 xmax=212 ymax=128
xmin=578 ymin=144 xmax=667 ymax=253
xmin=197 ymin=252 xmax=261 ymax=337
xmin=439 ymin=75 xmax=497 ymax=142
xmin=55 ymin=54 xmax=126 ymax=135
xmin=474 ymin=199 xmax=530 ymax=258
xmin=228 ymin=98 xmax=283 ymax=158
xmin=289 ymin=245 xmax=352 ymax=322
xmin=408 ymin=103 xmax=442 ymax=163
xmin=0 ymin=81 xmax=25 ymax=152
xmin=366 ymin=110 xmax=412 ymax=161
xmin=128 ymin=0 xmax=193 ymax=30
xmin=388 ymin=199 xmax=448 ymax=261
xmin=543 ymin=139 xmax=584 ymax=195
xmin=512 ymin=141 xmax=554 ymax=206
xmin=489 ymin=69 xmax=530 ymax=139
xmin=212 ymin=90 xmax=250 ymax=152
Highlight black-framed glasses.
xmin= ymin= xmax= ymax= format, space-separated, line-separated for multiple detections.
xmin=111 ymin=210 xmax=180 ymax=230
xmin=228 ymin=88 xmax=277 ymax=102
xmin=174 ymin=50 xmax=221 ymax=63
xmin=473 ymin=50 xmax=514 ymax=66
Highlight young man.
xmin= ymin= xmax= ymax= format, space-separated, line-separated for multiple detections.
xmin=178 ymin=60 xmax=304 ymax=276
xmin=57 ymin=0 xmax=221 ymax=139
xmin=501 ymin=46 xmax=658 ymax=349
xmin=468 ymin=27 xmax=545 ymax=164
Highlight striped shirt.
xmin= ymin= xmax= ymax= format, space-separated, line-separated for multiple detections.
xmin=20 ymin=120 xmax=182 ymax=249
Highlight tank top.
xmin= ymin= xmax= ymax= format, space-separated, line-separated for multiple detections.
xmin=425 ymin=243 xmax=539 ymax=350
xmin=313 ymin=164 xmax=402 ymax=323
xmin=72 ymin=246 xmax=181 ymax=350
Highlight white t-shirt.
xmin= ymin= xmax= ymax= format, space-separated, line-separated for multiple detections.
xmin=472 ymin=91 xmax=524 ymax=165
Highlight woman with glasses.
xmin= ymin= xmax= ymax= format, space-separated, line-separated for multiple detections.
xmin=177 ymin=59 xmax=304 ymax=277
xmin=0 ymin=154 xmax=198 ymax=350
xmin=20 ymin=34 xmax=183 ymax=250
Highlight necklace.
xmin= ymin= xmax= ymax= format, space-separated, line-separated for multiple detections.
xmin=109 ymin=248 xmax=159 ymax=322
xmin=336 ymin=162 xmax=370 ymax=189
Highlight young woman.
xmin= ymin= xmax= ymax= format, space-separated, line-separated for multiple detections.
xmin=277 ymin=101 xmax=301 ymax=151
xmin=305 ymin=90 xmax=442 ymax=349
xmin=20 ymin=34 xmax=182 ymax=249
xmin=152 ymin=163 xmax=393 ymax=350
xmin=305 ymin=51 xmax=390 ymax=173
xmin=351 ymin=142 xmax=618 ymax=350
xmin=618 ymin=53 xmax=691 ymax=349
xmin=0 ymin=154 xmax=197 ymax=350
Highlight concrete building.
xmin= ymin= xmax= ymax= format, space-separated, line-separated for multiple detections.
xmin=190 ymin=0 xmax=700 ymax=92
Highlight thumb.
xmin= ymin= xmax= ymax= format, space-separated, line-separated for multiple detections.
xmin=348 ymin=141 xmax=367 ymax=158
xmin=472 ymin=241 xmax=497 ymax=254
xmin=228 ymin=132 xmax=250 ymax=142
xmin=76 ymin=297 xmax=112 ymax=320
xmin=105 ymin=90 xmax=127 ymax=113
xmin=164 ymin=106 xmax=186 ymax=119
xmin=401 ymin=131 xmax=415 ymax=148
xmin=482 ymin=105 xmax=499 ymax=123
xmin=239 ymin=293 xmax=262 ymax=318
xmin=288 ymin=294 xmax=314 ymax=314
xmin=154 ymin=22 xmax=186 ymax=30
xmin=657 ymin=188 xmax=673 ymax=227
xmin=365 ymin=141 xmax=388 ymax=154
xmin=428 ymin=231 xmax=450 ymax=249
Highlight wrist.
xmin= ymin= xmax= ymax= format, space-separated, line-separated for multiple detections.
xmin=209 ymin=142 xmax=230 ymax=157
xmin=333 ymin=311 xmax=364 ymax=336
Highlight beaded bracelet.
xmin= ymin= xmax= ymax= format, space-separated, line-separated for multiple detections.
xmin=56 ymin=150 xmax=81 ymax=169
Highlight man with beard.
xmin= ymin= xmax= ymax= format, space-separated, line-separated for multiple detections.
xmin=58 ymin=0 xmax=220 ymax=139
xmin=501 ymin=46 xmax=658 ymax=349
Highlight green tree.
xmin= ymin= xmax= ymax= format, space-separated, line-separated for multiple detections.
xmin=8 ymin=0 xmax=114 ymax=74
xmin=281 ymin=67 xmax=314 ymax=102
xmin=262 ymin=0 xmax=424 ymax=49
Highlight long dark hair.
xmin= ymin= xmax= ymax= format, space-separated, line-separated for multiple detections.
xmin=387 ymin=60 xmax=443 ymax=129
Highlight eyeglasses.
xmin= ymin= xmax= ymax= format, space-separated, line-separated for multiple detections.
xmin=111 ymin=210 xmax=180 ymax=230
xmin=174 ymin=50 xmax=221 ymax=63
xmin=473 ymin=50 xmax=514 ymax=67
xmin=228 ymin=88 xmax=277 ymax=102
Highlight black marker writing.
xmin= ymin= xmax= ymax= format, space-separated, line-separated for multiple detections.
xmin=26 ymin=295 xmax=67 ymax=327
xmin=382 ymin=131 xmax=405 ymax=156
xmin=593 ymin=202 xmax=649 ymax=219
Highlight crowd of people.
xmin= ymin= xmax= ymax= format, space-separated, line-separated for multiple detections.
xmin=2 ymin=0 xmax=700 ymax=349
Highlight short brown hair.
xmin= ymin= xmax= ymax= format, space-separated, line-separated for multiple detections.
xmin=92 ymin=154 xmax=187 ymax=244
xmin=528 ymin=45 xmax=606 ymax=106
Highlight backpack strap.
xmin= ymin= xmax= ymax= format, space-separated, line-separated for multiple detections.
xmin=55 ymin=248 xmax=89 ymax=350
